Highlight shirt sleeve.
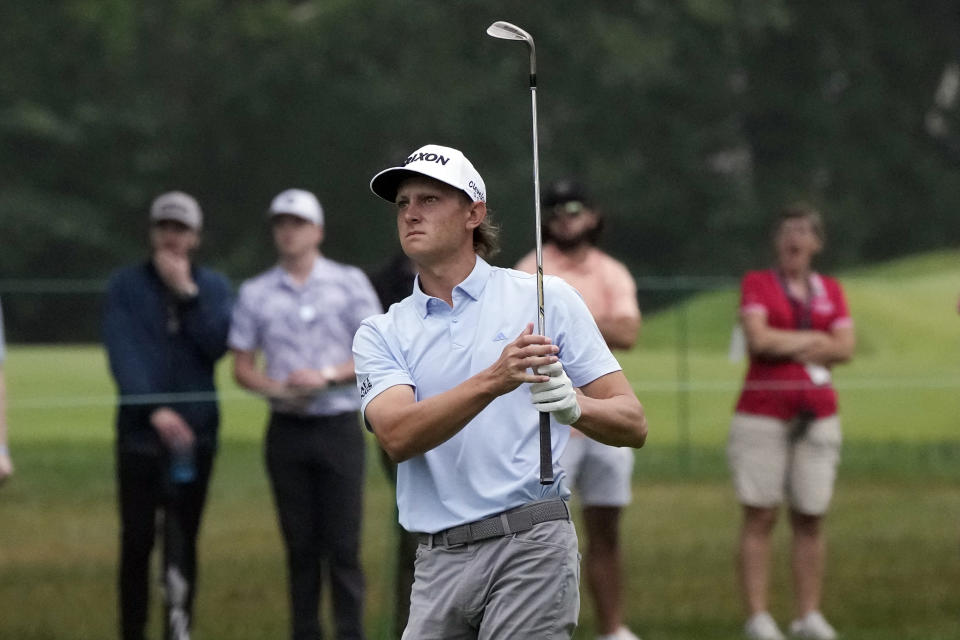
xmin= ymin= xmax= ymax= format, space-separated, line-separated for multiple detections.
xmin=102 ymin=271 xmax=164 ymax=424
xmin=179 ymin=270 xmax=233 ymax=363
xmin=740 ymin=271 xmax=768 ymax=317
xmin=102 ymin=272 xmax=156 ymax=395
xmin=352 ymin=318 xmax=415 ymax=419
xmin=227 ymin=282 xmax=261 ymax=352
xmin=545 ymin=276 xmax=622 ymax=387
xmin=346 ymin=269 xmax=384 ymax=332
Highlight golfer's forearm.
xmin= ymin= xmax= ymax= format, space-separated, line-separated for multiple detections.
xmin=573 ymin=394 xmax=647 ymax=448
xmin=374 ymin=374 xmax=499 ymax=462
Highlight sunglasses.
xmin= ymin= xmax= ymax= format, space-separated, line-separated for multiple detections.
xmin=551 ymin=201 xmax=587 ymax=219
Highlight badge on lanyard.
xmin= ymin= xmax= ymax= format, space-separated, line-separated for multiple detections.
xmin=299 ymin=305 xmax=316 ymax=322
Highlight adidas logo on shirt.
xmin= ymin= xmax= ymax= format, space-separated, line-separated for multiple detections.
xmin=358 ymin=374 xmax=373 ymax=400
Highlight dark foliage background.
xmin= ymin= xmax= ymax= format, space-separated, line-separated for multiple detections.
xmin=2 ymin=1 xmax=959 ymax=340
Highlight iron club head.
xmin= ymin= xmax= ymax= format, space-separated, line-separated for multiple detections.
xmin=486 ymin=21 xmax=533 ymax=45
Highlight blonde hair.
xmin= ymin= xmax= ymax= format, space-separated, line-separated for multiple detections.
xmin=474 ymin=213 xmax=501 ymax=259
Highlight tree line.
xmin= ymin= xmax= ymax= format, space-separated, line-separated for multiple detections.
xmin=2 ymin=0 xmax=959 ymax=340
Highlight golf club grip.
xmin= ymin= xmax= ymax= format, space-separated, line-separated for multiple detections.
xmin=539 ymin=412 xmax=553 ymax=484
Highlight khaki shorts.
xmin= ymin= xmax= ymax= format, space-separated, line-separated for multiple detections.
xmin=559 ymin=435 xmax=634 ymax=507
xmin=727 ymin=412 xmax=842 ymax=515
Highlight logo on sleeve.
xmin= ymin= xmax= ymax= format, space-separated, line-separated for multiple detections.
xmin=493 ymin=331 xmax=508 ymax=341
xmin=358 ymin=374 xmax=373 ymax=400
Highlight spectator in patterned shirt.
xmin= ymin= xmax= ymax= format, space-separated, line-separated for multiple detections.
xmin=229 ymin=189 xmax=382 ymax=640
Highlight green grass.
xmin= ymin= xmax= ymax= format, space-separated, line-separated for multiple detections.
xmin=1 ymin=249 xmax=959 ymax=638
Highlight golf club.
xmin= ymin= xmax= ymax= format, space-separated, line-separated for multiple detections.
xmin=486 ymin=20 xmax=553 ymax=485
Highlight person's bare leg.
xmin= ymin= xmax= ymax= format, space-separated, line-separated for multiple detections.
xmin=738 ymin=505 xmax=779 ymax=615
xmin=789 ymin=510 xmax=824 ymax=617
xmin=584 ymin=505 xmax=626 ymax=635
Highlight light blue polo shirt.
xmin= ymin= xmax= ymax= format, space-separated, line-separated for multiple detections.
xmin=353 ymin=256 xmax=622 ymax=533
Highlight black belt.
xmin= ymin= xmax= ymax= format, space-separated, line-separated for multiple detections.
xmin=417 ymin=499 xmax=570 ymax=548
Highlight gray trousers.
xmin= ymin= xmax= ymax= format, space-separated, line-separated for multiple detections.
xmin=403 ymin=518 xmax=580 ymax=639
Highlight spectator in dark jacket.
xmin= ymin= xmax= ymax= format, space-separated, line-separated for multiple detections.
xmin=103 ymin=191 xmax=232 ymax=640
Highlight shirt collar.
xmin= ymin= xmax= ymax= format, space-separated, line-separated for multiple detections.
xmin=411 ymin=256 xmax=492 ymax=318
xmin=277 ymin=256 xmax=325 ymax=290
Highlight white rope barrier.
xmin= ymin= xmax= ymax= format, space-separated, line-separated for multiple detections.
xmin=5 ymin=376 xmax=958 ymax=411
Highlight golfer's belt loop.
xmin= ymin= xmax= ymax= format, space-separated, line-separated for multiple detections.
xmin=499 ymin=513 xmax=512 ymax=536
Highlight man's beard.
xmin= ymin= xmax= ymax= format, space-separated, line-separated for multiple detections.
xmin=551 ymin=228 xmax=593 ymax=251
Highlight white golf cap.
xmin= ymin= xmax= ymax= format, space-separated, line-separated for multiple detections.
xmin=150 ymin=191 xmax=203 ymax=230
xmin=370 ymin=144 xmax=486 ymax=204
xmin=268 ymin=188 xmax=324 ymax=225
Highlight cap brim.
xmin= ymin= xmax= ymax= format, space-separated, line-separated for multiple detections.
xmin=268 ymin=210 xmax=320 ymax=225
xmin=151 ymin=213 xmax=201 ymax=230
xmin=370 ymin=167 xmax=421 ymax=203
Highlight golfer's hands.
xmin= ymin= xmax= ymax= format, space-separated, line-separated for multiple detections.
xmin=150 ymin=407 xmax=196 ymax=451
xmin=530 ymin=361 xmax=582 ymax=425
xmin=153 ymin=249 xmax=198 ymax=298
xmin=0 ymin=448 xmax=13 ymax=485
xmin=486 ymin=324 xmax=559 ymax=396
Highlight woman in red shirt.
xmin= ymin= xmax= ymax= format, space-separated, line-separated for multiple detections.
xmin=728 ymin=204 xmax=855 ymax=640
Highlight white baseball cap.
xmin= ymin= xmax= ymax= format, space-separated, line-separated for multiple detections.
xmin=268 ymin=188 xmax=324 ymax=225
xmin=370 ymin=144 xmax=486 ymax=204
xmin=150 ymin=191 xmax=203 ymax=230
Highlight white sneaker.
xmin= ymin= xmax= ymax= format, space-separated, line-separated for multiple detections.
xmin=789 ymin=611 xmax=837 ymax=640
xmin=596 ymin=626 xmax=641 ymax=640
xmin=744 ymin=611 xmax=786 ymax=640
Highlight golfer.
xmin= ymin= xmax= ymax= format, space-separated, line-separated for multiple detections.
xmin=516 ymin=179 xmax=643 ymax=640
xmin=229 ymin=188 xmax=381 ymax=640
xmin=353 ymin=143 xmax=648 ymax=639
xmin=729 ymin=204 xmax=854 ymax=640
xmin=0 ymin=297 xmax=11 ymax=485
xmin=103 ymin=191 xmax=233 ymax=640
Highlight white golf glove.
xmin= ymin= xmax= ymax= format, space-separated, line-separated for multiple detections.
xmin=530 ymin=361 xmax=582 ymax=425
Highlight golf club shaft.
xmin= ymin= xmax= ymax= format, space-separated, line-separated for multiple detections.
xmin=528 ymin=50 xmax=554 ymax=486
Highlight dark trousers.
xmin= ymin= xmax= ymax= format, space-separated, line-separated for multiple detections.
xmin=266 ymin=412 xmax=367 ymax=640
xmin=117 ymin=446 xmax=214 ymax=640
